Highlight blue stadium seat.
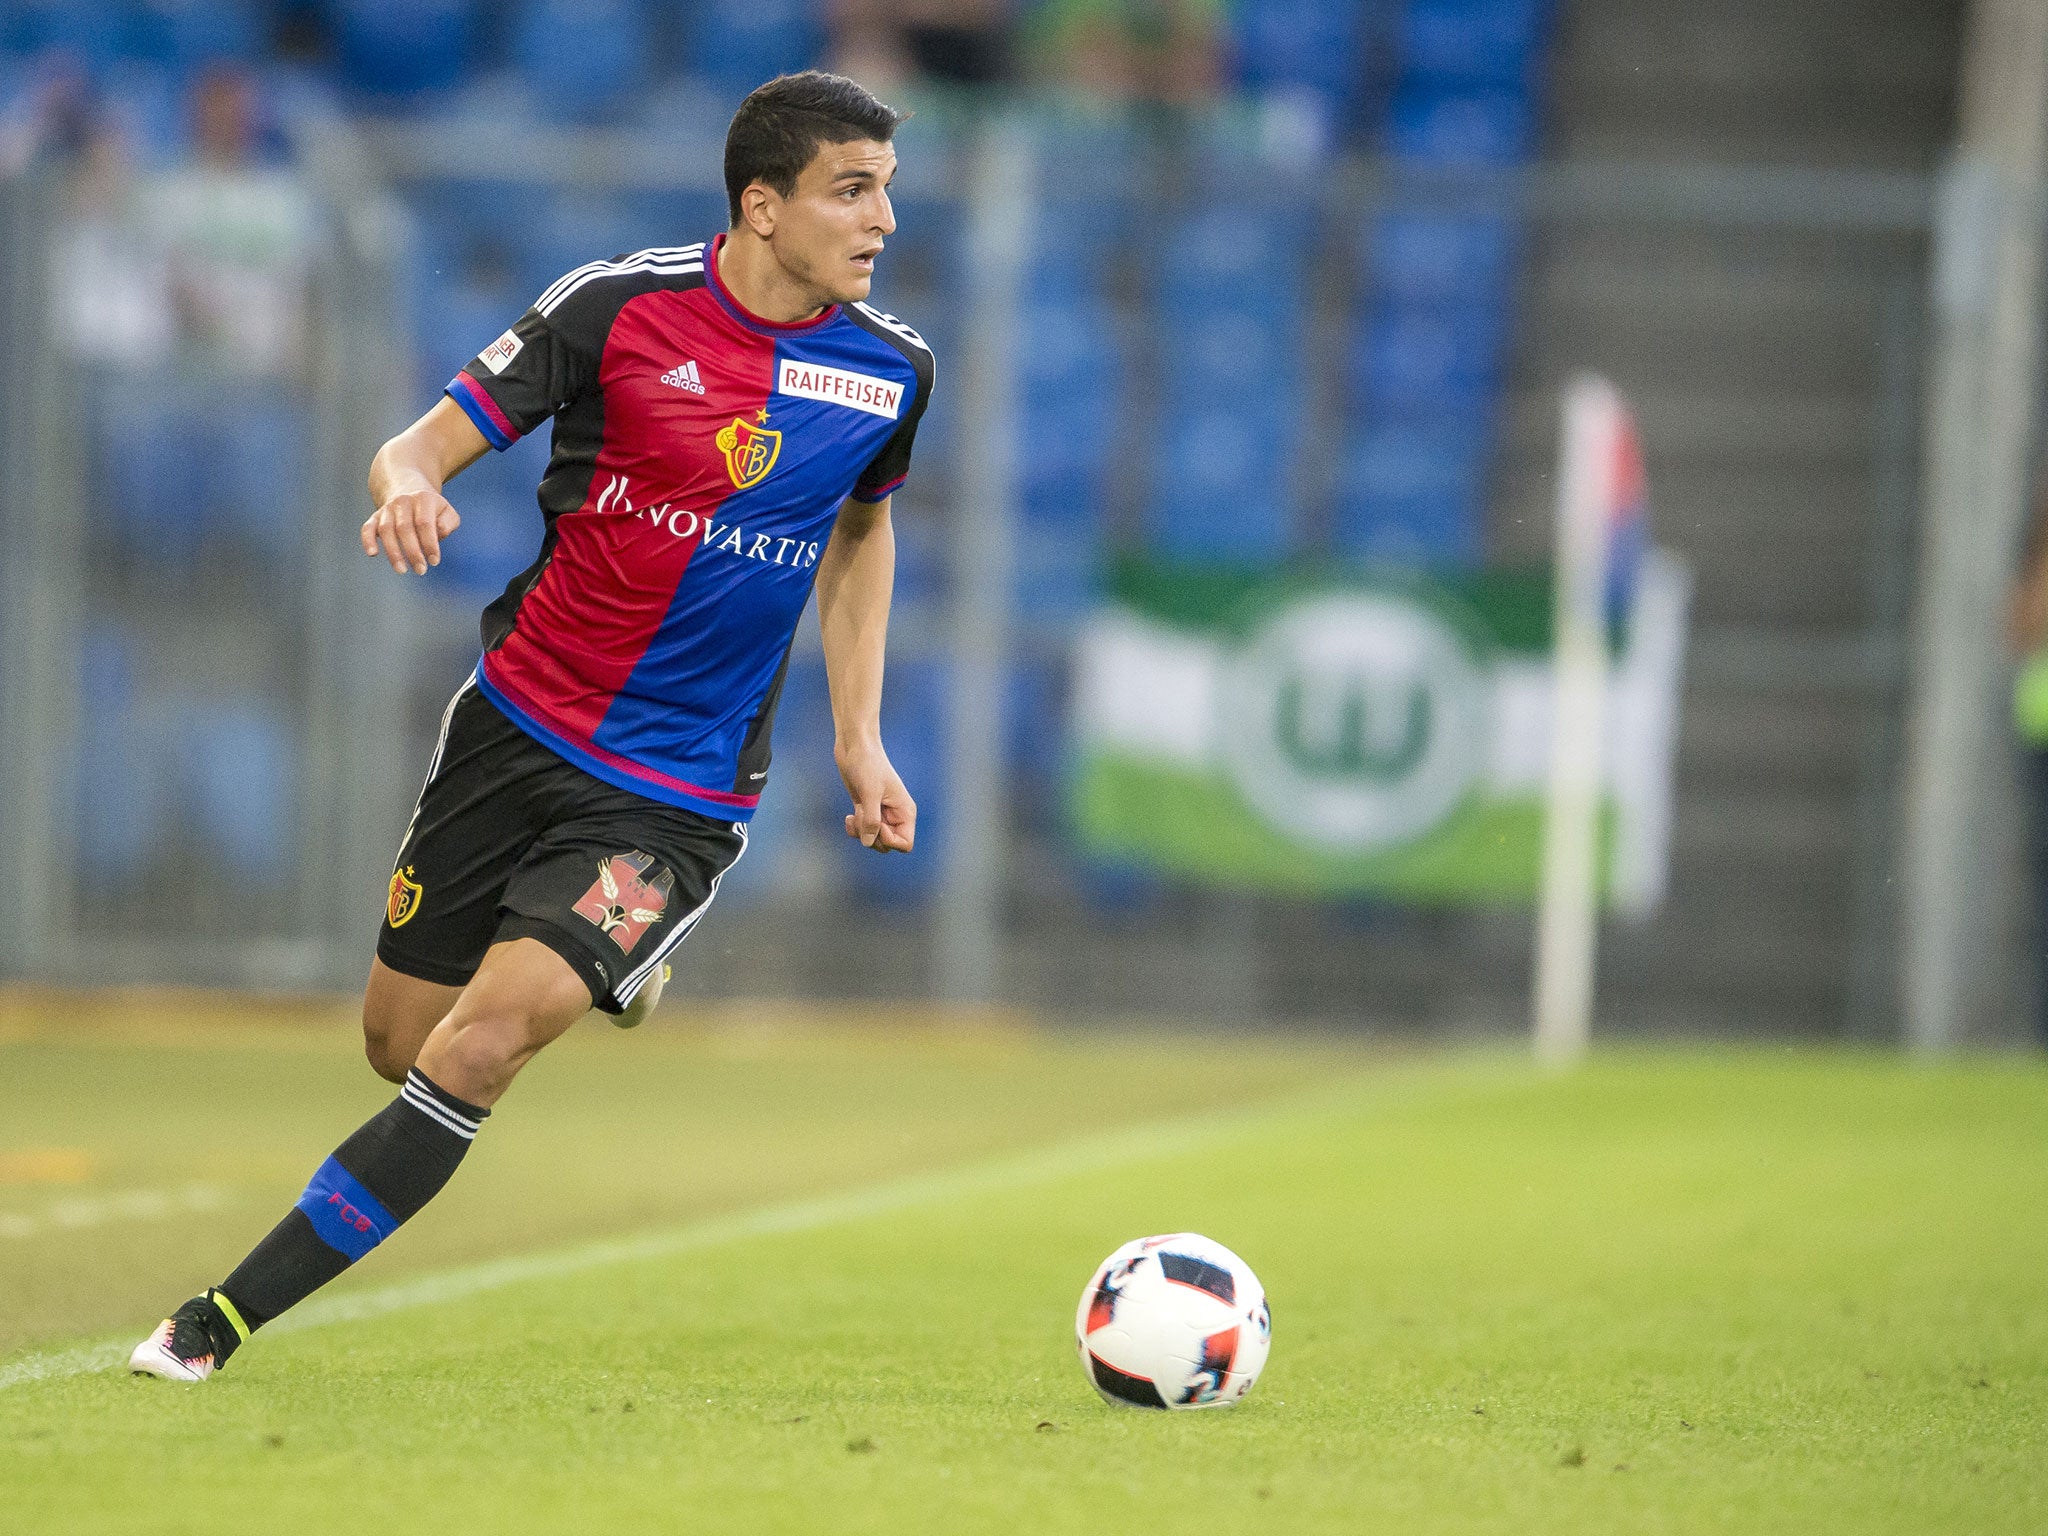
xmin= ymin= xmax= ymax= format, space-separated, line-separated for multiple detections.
xmin=1005 ymin=655 xmax=1067 ymax=791
xmin=1157 ymin=205 xmax=1303 ymax=316
xmin=436 ymin=464 xmax=545 ymax=599
xmin=512 ymin=191 xmax=662 ymax=304
xmin=677 ymin=0 xmax=825 ymax=102
xmin=888 ymin=510 xmax=944 ymax=607
xmin=94 ymin=59 xmax=189 ymax=163
xmin=1148 ymin=401 xmax=1296 ymax=562
xmin=1349 ymin=297 xmax=1509 ymax=416
xmin=1013 ymin=523 xmax=1099 ymax=621
xmin=625 ymin=186 xmax=730 ymax=249
xmin=840 ymin=656 xmax=943 ymax=902
xmin=209 ymin=392 xmax=306 ymax=567
xmin=4 ymin=2 xmax=126 ymax=68
xmin=1383 ymin=84 xmax=1535 ymax=163
xmin=511 ymin=0 xmax=649 ymax=122
xmin=1017 ymin=293 xmax=1119 ymax=517
xmin=1363 ymin=210 xmax=1517 ymax=301
xmin=72 ymin=625 xmax=158 ymax=877
xmin=170 ymin=695 xmax=294 ymax=885
xmin=325 ymin=0 xmax=477 ymax=98
xmin=90 ymin=379 xmax=204 ymax=566
xmin=1397 ymin=0 xmax=1548 ymax=86
xmin=1232 ymin=0 xmax=1368 ymax=115
xmin=129 ymin=0 xmax=268 ymax=68
xmin=1334 ymin=423 xmax=1485 ymax=567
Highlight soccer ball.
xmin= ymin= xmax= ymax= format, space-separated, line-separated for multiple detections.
xmin=1074 ymin=1233 xmax=1270 ymax=1409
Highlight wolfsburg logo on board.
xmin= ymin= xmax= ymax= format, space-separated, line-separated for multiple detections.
xmin=1220 ymin=592 xmax=1489 ymax=851
xmin=1069 ymin=558 xmax=1691 ymax=910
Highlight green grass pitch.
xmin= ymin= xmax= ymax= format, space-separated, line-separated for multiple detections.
xmin=1 ymin=1001 xmax=2043 ymax=1533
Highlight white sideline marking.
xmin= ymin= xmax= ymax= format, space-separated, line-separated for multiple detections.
xmin=0 ymin=1070 xmax=1423 ymax=1394
xmin=0 ymin=1184 xmax=229 ymax=1241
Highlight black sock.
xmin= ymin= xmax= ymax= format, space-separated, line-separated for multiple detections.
xmin=214 ymin=1068 xmax=488 ymax=1347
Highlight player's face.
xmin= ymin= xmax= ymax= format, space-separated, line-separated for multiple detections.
xmin=772 ymin=139 xmax=897 ymax=306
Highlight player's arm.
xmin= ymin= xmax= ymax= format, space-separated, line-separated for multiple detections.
xmin=361 ymin=397 xmax=492 ymax=576
xmin=816 ymin=493 xmax=915 ymax=853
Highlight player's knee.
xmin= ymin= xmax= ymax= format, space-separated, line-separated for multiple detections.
xmin=430 ymin=1002 xmax=560 ymax=1095
xmin=361 ymin=1017 xmax=413 ymax=1085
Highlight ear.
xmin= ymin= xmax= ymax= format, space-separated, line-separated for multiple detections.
xmin=739 ymin=182 xmax=778 ymax=239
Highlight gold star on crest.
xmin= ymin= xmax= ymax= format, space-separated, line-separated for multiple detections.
xmin=755 ymin=407 xmax=771 ymax=424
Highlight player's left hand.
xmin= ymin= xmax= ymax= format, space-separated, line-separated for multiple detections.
xmin=837 ymin=740 xmax=915 ymax=853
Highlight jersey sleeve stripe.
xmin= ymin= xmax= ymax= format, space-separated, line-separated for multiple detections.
xmin=535 ymin=243 xmax=705 ymax=312
xmin=536 ymin=248 xmax=706 ymax=317
xmin=849 ymin=472 xmax=907 ymax=503
xmin=447 ymin=371 xmax=518 ymax=450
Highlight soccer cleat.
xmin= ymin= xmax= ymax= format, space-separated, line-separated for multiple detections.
xmin=128 ymin=1290 xmax=247 ymax=1382
xmin=612 ymin=963 xmax=671 ymax=1030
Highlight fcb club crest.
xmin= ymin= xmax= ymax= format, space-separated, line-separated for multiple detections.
xmin=572 ymin=851 xmax=674 ymax=954
xmin=386 ymin=867 xmax=423 ymax=929
xmin=715 ymin=412 xmax=781 ymax=490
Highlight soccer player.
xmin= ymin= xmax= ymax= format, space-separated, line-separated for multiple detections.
xmin=129 ymin=71 xmax=933 ymax=1381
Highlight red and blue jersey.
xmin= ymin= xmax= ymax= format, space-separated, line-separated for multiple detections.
xmin=443 ymin=233 xmax=934 ymax=821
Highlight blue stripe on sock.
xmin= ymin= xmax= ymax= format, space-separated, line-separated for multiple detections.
xmin=295 ymin=1157 xmax=400 ymax=1261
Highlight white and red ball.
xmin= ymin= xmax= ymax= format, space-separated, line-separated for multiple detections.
xmin=1074 ymin=1233 xmax=1270 ymax=1410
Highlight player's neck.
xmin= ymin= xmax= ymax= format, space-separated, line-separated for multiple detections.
xmin=716 ymin=232 xmax=830 ymax=326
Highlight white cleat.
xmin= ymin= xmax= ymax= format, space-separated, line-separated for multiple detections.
xmin=611 ymin=963 xmax=671 ymax=1030
xmin=129 ymin=1316 xmax=215 ymax=1382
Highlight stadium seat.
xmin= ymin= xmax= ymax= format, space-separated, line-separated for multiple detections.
xmin=1383 ymin=84 xmax=1535 ymax=164
xmin=1157 ymin=204 xmax=1303 ymax=316
xmin=511 ymin=0 xmax=649 ymax=122
xmin=90 ymin=378 xmax=204 ymax=567
xmin=1348 ymin=297 xmax=1509 ymax=417
xmin=1017 ymin=293 xmax=1119 ymax=516
xmin=840 ymin=655 xmax=943 ymax=902
xmin=170 ymin=695 xmax=295 ymax=885
xmin=209 ymin=392 xmax=307 ymax=568
xmin=676 ymin=0 xmax=825 ymax=103
xmin=94 ymin=59 xmax=189 ymax=163
xmin=1148 ymin=402 xmax=1296 ymax=562
xmin=1363 ymin=210 xmax=1517 ymax=301
xmin=1013 ymin=523 xmax=1100 ymax=621
xmin=325 ymin=0 xmax=477 ymax=98
xmin=512 ymin=190 xmax=662 ymax=304
xmin=129 ymin=0 xmax=268 ymax=69
xmin=71 ymin=625 xmax=159 ymax=877
xmin=1397 ymin=0 xmax=1548 ymax=86
xmin=1333 ymin=422 xmax=1486 ymax=567
xmin=2 ymin=1 xmax=126 ymax=68
xmin=435 ymin=469 xmax=544 ymax=600
xmin=1231 ymin=0 xmax=1368 ymax=118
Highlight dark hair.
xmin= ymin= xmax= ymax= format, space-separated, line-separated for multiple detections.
xmin=724 ymin=71 xmax=906 ymax=226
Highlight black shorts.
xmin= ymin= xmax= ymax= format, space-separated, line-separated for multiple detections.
xmin=377 ymin=674 xmax=748 ymax=1013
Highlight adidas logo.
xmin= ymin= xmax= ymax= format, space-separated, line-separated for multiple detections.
xmin=660 ymin=359 xmax=705 ymax=394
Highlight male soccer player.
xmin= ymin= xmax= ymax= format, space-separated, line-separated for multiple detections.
xmin=129 ymin=71 xmax=932 ymax=1381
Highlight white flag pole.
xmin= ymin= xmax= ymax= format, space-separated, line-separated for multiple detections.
xmin=1533 ymin=374 xmax=1624 ymax=1065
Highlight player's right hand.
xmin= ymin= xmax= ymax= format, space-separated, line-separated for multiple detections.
xmin=362 ymin=490 xmax=461 ymax=576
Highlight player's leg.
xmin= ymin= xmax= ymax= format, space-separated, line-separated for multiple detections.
xmin=361 ymin=958 xmax=464 ymax=1084
xmin=129 ymin=937 xmax=590 ymax=1381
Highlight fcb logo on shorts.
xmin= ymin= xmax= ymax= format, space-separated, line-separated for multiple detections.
xmin=715 ymin=414 xmax=781 ymax=490
xmin=386 ymin=866 xmax=423 ymax=929
xmin=573 ymin=851 xmax=674 ymax=954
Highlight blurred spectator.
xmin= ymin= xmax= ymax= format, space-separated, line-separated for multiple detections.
xmin=54 ymin=116 xmax=174 ymax=367
xmin=0 ymin=56 xmax=95 ymax=174
xmin=48 ymin=65 xmax=310 ymax=377
xmin=1025 ymin=0 xmax=1224 ymax=107
xmin=828 ymin=0 xmax=1017 ymax=91
xmin=150 ymin=65 xmax=311 ymax=376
